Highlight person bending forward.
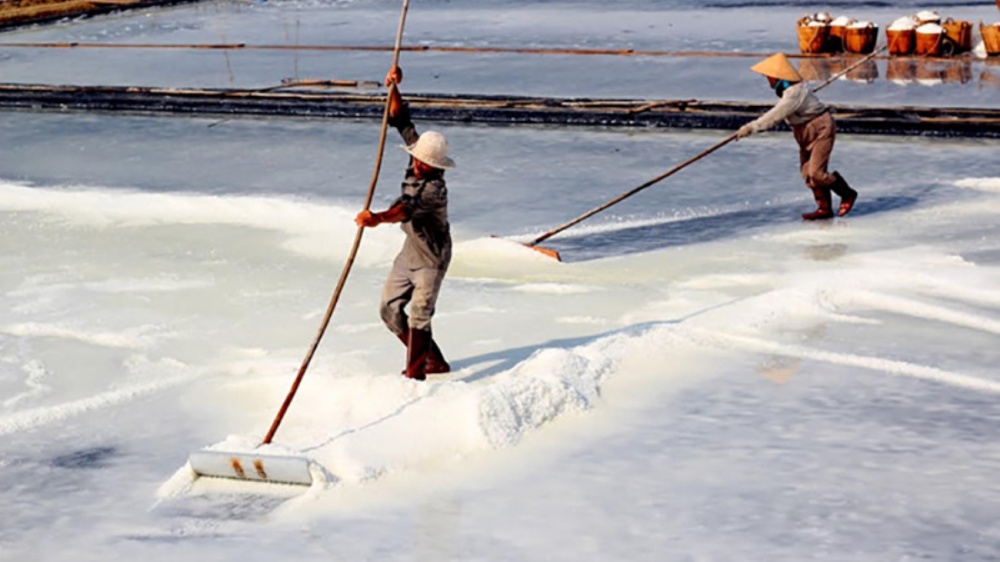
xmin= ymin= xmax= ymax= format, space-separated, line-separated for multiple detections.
xmin=736 ymin=53 xmax=858 ymax=220
xmin=355 ymin=66 xmax=454 ymax=381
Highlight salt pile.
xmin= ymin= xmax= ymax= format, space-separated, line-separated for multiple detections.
xmin=888 ymin=16 xmax=917 ymax=31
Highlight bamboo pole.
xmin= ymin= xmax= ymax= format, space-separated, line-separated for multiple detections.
xmin=0 ymin=40 xmax=921 ymax=60
xmin=261 ymin=0 xmax=410 ymax=446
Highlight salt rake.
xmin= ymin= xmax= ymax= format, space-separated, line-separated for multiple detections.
xmin=186 ymin=0 xmax=412 ymax=487
xmin=523 ymin=46 xmax=887 ymax=262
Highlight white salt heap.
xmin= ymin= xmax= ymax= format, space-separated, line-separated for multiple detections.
xmin=888 ymin=16 xmax=918 ymax=31
xmin=916 ymin=10 xmax=940 ymax=24
xmin=917 ymin=22 xmax=943 ymax=35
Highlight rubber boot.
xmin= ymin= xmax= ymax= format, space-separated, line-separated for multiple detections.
xmin=404 ymin=327 xmax=432 ymax=381
xmin=424 ymin=338 xmax=451 ymax=375
xmin=829 ymin=171 xmax=858 ymax=217
xmin=396 ymin=331 xmax=450 ymax=375
xmin=801 ymin=186 xmax=834 ymax=221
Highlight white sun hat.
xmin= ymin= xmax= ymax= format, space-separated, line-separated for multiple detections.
xmin=402 ymin=130 xmax=456 ymax=170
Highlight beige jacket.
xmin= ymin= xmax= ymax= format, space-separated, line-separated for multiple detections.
xmin=747 ymin=82 xmax=829 ymax=133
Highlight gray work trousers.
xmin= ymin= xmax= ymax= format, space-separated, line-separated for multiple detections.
xmin=379 ymin=253 xmax=447 ymax=335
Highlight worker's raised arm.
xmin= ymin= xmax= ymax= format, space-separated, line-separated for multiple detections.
xmin=384 ymin=66 xmax=419 ymax=146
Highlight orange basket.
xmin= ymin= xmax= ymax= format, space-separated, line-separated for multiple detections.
xmin=845 ymin=26 xmax=878 ymax=53
xmin=982 ymin=21 xmax=1000 ymax=56
xmin=915 ymin=28 xmax=942 ymax=56
xmin=797 ymin=18 xmax=830 ymax=54
xmin=942 ymin=19 xmax=972 ymax=53
xmin=886 ymin=28 xmax=915 ymax=55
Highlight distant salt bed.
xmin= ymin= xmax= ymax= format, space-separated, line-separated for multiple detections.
xmin=954 ymin=178 xmax=1000 ymax=193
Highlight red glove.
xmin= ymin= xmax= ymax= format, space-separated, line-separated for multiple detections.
xmin=385 ymin=66 xmax=403 ymax=87
xmin=355 ymin=209 xmax=380 ymax=228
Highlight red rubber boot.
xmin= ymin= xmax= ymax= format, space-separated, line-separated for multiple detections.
xmin=802 ymin=186 xmax=834 ymax=221
xmin=397 ymin=330 xmax=449 ymax=375
xmin=830 ymin=172 xmax=858 ymax=217
xmin=404 ymin=328 xmax=432 ymax=381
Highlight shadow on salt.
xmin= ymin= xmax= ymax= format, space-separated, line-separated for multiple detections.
xmin=538 ymin=193 xmax=920 ymax=262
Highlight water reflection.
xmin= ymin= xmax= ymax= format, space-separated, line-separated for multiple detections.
xmin=801 ymin=56 xmax=991 ymax=87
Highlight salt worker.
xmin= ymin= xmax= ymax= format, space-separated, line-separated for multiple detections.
xmin=355 ymin=65 xmax=454 ymax=381
xmin=735 ymin=52 xmax=858 ymax=220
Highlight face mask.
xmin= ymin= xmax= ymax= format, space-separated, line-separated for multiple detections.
xmin=774 ymin=79 xmax=792 ymax=98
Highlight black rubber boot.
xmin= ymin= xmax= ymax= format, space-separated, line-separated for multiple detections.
xmin=829 ymin=171 xmax=858 ymax=217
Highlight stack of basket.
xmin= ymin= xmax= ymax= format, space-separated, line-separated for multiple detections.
xmin=887 ymin=11 xmax=974 ymax=56
xmin=798 ymin=12 xmax=877 ymax=54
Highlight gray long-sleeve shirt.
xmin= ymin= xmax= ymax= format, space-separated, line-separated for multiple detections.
xmin=388 ymin=103 xmax=452 ymax=270
xmin=747 ymin=82 xmax=829 ymax=133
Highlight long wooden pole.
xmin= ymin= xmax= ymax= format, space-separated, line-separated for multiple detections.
xmin=261 ymin=0 xmax=410 ymax=446
xmin=527 ymin=46 xmax=886 ymax=251
xmin=0 ymin=41 xmax=910 ymax=60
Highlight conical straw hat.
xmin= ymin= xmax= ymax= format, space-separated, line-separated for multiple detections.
xmin=750 ymin=53 xmax=803 ymax=82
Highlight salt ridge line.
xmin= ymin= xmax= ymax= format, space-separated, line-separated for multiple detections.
xmin=0 ymin=181 xmax=395 ymax=262
xmin=690 ymin=329 xmax=1000 ymax=395
xmin=0 ymin=182 xmax=349 ymax=232
xmin=1 ymin=322 xmax=167 ymax=349
xmin=840 ymin=290 xmax=1000 ymax=335
xmin=0 ymin=371 xmax=202 ymax=436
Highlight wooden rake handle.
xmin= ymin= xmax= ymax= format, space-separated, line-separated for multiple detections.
xmin=262 ymin=0 xmax=411 ymax=446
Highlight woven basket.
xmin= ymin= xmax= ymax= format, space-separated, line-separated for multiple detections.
xmin=942 ymin=19 xmax=972 ymax=53
xmin=915 ymin=29 xmax=942 ymax=56
xmin=845 ymin=26 xmax=878 ymax=53
xmin=797 ymin=19 xmax=830 ymax=54
xmin=886 ymin=28 xmax=915 ymax=55
xmin=982 ymin=21 xmax=1000 ymax=56
xmin=826 ymin=24 xmax=848 ymax=52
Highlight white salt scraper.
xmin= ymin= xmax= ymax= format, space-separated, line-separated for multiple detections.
xmin=188 ymin=450 xmax=314 ymax=486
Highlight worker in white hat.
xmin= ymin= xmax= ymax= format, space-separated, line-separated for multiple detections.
xmin=735 ymin=52 xmax=858 ymax=220
xmin=355 ymin=65 xmax=454 ymax=381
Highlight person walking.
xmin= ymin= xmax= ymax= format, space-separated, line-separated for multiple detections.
xmin=356 ymin=65 xmax=454 ymax=381
xmin=735 ymin=52 xmax=858 ymax=220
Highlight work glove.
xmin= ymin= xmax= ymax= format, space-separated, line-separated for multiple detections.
xmin=735 ymin=124 xmax=753 ymax=140
xmin=355 ymin=209 xmax=380 ymax=228
xmin=385 ymin=66 xmax=403 ymax=87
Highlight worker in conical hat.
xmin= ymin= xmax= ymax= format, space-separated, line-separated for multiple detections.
xmin=355 ymin=65 xmax=453 ymax=381
xmin=735 ymin=53 xmax=858 ymax=220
